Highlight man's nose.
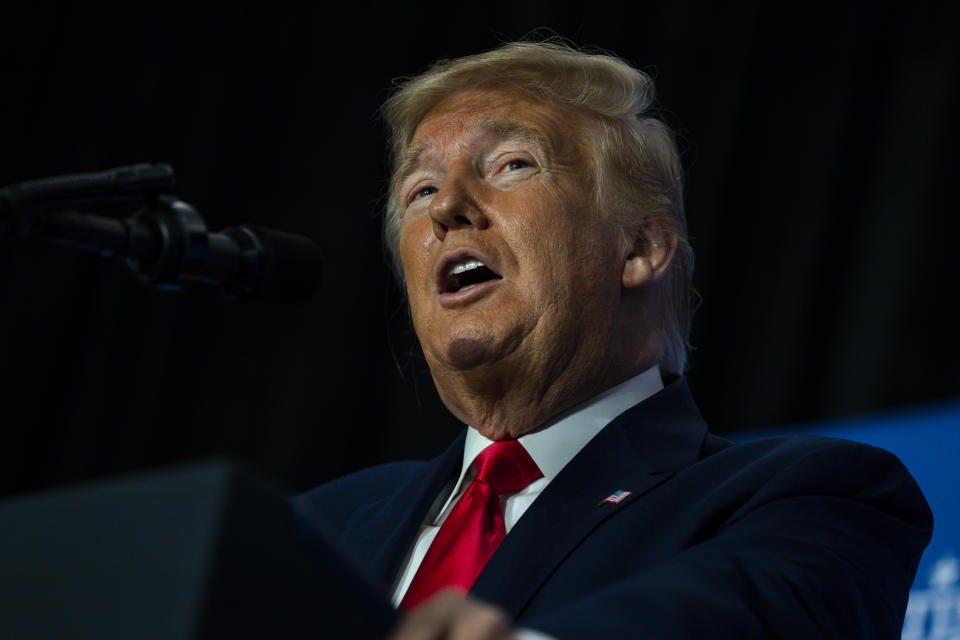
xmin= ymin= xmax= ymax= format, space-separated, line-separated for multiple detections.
xmin=428 ymin=165 xmax=490 ymax=241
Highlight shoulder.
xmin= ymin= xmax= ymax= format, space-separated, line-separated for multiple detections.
xmin=699 ymin=432 xmax=918 ymax=484
xmin=689 ymin=434 xmax=931 ymax=525
xmin=702 ymin=433 xmax=911 ymax=477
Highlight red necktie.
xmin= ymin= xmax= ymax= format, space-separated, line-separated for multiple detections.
xmin=400 ymin=439 xmax=543 ymax=610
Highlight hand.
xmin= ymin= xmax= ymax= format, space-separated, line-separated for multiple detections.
xmin=387 ymin=589 xmax=515 ymax=640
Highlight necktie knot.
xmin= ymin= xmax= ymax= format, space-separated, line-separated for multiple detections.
xmin=473 ymin=440 xmax=542 ymax=495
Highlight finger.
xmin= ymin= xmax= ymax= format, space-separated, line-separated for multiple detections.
xmin=387 ymin=590 xmax=464 ymax=640
xmin=446 ymin=597 xmax=512 ymax=640
xmin=387 ymin=590 xmax=513 ymax=640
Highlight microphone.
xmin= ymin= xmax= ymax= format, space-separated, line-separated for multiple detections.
xmin=1 ymin=165 xmax=322 ymax=303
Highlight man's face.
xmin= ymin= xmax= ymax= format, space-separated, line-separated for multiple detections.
xmin=396 ymin=88 xmax=628 ymax=409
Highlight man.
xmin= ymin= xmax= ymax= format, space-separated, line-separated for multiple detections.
xmin=297 ymin=41 xmax=932 ymax=639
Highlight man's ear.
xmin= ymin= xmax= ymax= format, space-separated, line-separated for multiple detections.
xmin=622 ymin=225 xmax=678 ymax=289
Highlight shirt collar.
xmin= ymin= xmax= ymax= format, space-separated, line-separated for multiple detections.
xmin=434 ymin=365 xmax=664 ymax=522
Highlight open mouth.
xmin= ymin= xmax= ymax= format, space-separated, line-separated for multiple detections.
xmin=438 ymin=252 xmax=503 ymax=295
xmin=445 ymin=259 xmax=502 ymax=293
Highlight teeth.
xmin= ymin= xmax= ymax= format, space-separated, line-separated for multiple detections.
xmin=450 ymin=259 xmax=485 ymax=275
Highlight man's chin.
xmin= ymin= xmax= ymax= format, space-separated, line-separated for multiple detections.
xmin=425 ymin=322 xmax=526 ymax=378
xmin=444 ymin=336 xmax=499 ymax=371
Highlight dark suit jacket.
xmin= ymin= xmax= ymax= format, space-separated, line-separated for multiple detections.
xmin=295 ymin=379 xmax=932 ymax=639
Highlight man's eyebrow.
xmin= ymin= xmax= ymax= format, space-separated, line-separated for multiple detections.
xmin=395 ymin=117 xmax=553 ymax=187
xmin=474 ymin=117 xmax=551 ymax=152
xmin=396 ymin=143 xmax=429 ymax=189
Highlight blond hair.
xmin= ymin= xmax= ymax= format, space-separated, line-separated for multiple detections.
xmin=381 ymin=40 xmax=694 ymax=375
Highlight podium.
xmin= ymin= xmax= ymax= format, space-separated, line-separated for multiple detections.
xmin=0 ymin=459 xmax=397 ymax=639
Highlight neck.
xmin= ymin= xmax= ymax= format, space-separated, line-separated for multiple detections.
xmin=431 ymin=343 xmax=662 ymax=440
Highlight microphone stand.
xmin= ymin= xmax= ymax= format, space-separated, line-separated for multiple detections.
xmin=0 ymin=164 xmax=321 ymax=303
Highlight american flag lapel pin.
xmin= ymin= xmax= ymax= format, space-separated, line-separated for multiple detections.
xmin=598 ymin=489 xmax=632 ymax=506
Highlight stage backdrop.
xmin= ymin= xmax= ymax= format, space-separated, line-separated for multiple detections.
xmin=1 ymin=3 xmax=957 ymax=503
xmin=738 ymin=402 xmax=960 ymax=640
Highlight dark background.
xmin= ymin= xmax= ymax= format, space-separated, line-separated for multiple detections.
xmin=1 ymin=2 xmax=957 ymax=498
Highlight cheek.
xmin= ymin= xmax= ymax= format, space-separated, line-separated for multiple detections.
xmin=510 ymin=197 xmax=596 ymax=270
xmin=516 ymin=213 xmax=620 ymax=310
xmin=397 ymin=223 xmax=437 ymax=329
xmin=398 ymin=220 xmax=435 ymax=281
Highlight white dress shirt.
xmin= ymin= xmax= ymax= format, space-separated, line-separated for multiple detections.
xmin=390 ymin=365 xmax=664 ymax=613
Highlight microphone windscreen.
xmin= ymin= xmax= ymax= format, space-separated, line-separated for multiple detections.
xmin=241 ymin=224 xmax=323 ymax=304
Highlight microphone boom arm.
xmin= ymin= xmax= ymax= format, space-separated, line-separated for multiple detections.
xmin=0 ymin=165 xmax=322 ymax=303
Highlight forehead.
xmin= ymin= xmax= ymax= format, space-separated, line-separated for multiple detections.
xmin=405 ymin=88 xmax=586 ymax=165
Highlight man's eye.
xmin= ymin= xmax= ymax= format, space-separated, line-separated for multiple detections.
xmin=504 ymin=159 xmax=530 ymax=171
xmin=413 ymin=186 xmax=437 ymax=200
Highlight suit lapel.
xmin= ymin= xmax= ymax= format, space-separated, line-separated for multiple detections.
xmin=470 ymin=378 xmax=709 ymax=616
xmin=345 ymin=431 xmax=466 ymax=588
